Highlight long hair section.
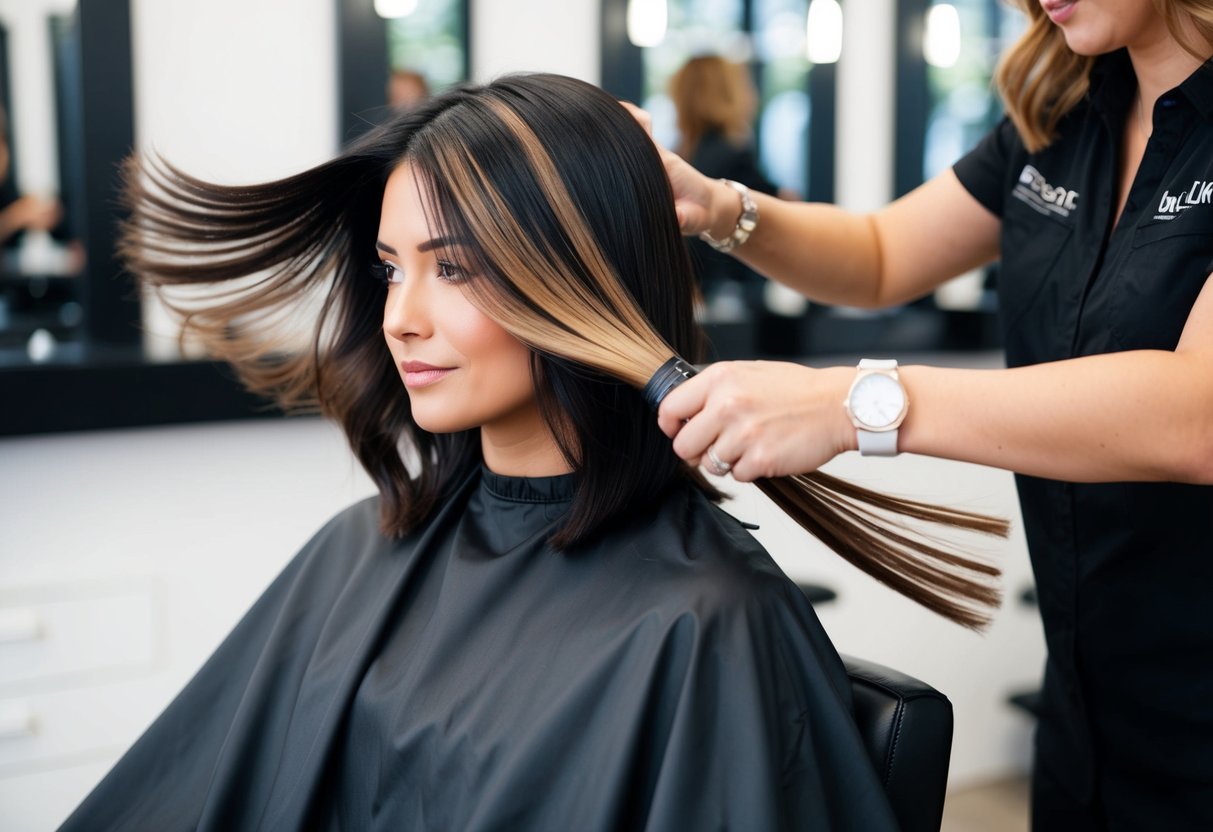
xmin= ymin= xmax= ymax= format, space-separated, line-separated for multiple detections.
xmin=122 ymin=74 xmax=1004 ymax=628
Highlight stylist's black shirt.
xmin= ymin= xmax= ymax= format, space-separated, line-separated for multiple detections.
xmin=954 ymin=50 xmax=1213 ymax=827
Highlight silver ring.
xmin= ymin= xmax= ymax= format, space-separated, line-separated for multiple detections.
xmin=706 ymin=445 xmax=732 ymax=476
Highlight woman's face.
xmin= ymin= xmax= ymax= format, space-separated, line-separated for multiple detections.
xmin=1040 ymin=0 xmax=1169 ymax=56
xmin=378 ymin=162 xmax=556 ymax=463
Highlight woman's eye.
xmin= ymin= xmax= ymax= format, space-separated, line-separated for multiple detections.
xmin=373 ymin=262 xmax=402 ymax=285
xmin=436 ymin=261 xmax=465 ymax=283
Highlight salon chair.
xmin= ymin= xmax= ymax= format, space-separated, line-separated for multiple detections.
xmin=842 ymin=655 xmax=954 ymax=832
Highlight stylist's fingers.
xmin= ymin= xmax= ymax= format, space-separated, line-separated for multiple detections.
xmin=617 ymin=100 xmax=715 ymax=236
xmin=657 ymin=369 xmax=708 ymax=438
xmin=659 ymin=361 xmax=855 ymax=482
xmin=657 ymin=363 xmax=741 ymax=469
xmin=660 ymin=148 xmax=716 ymax=236
xmin=618 ymin=101 xmax=653 ymax=135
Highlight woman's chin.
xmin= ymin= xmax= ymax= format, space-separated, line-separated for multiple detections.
xmin=409 ymin=410 xmax=474 ymax=435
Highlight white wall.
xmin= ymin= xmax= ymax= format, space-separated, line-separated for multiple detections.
xmin=837 ymin=0 xmax=896 ymax=210
xmin=130 ymin=0 xmax=338 ymax=182
xmin=0 ymin=2 xmax=1041 ymax=828
xmin=472 ymin=0 xmax=600 ymax=84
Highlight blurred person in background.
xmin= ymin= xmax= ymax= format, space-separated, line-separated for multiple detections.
xmin=388 ymin=68 xmax=431 ymax=111
xmin=668 ymin=55 xmax=781 ymax=323
xmin=0 ymin=106 xmax=62 ymax=247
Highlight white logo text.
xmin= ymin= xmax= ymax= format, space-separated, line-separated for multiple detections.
xmin=1013 ymin=165 xmax=1079 ymax=218
xmin=1155 ymin=180 xmax=1213 ymax=220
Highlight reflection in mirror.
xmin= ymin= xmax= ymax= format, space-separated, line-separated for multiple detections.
xmin=919 ymin=0 xmax=1025 ymax=314
xmin=0 ymin=0 xmax=85 ymax=358
xmin=384 ymin=0 xmax=467 ymax=100
xmin=340 ymin=0 xmax=469 ymax=144
xmin=359 ymin=0 xmax=468 ymax=127
xmin=603 ymin=0 xmax=834 ymax=358
xmin=921 ymin=0 xmax=1025 ymax=182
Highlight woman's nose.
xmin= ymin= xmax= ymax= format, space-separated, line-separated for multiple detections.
xmin=382 ymin=275 xmax=429 ymax=341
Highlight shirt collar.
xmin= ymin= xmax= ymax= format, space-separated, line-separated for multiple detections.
xmin=1178 ymin=59 xmax=1213 ymax=121
xmin=1088 ymin=47 xmax=1213 ymax=123
xmin=1087 ymin=48 xmax=1134 ymax=116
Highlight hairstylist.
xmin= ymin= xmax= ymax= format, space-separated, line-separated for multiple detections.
xmin=641 ymin=0 xmax=1213 ymax=827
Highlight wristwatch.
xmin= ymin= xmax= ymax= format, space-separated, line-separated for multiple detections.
xmin=844 ymin=359 xmax=909 ymax=457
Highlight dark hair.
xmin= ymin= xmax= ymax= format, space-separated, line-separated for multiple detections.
xmin=122 ymin=74 xmax=721 ymax=551
xmin=122 ymin=73 xmax=1004 ymax=628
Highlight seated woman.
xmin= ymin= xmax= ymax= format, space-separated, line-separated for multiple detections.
xmin=60 ymin=74 xmax=957 ymax=830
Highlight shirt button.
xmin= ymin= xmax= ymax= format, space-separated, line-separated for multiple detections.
xmin=1160 ymin=98 xmax=1177 ymax=108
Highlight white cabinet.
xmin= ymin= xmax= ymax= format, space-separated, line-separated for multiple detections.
xmin=0 ymin=580 xmax=169 ymax=830
xmin=0 ymin=582 xmax=160 ymax=771
xmin=0 ymin=416 xmax=377 ymax=830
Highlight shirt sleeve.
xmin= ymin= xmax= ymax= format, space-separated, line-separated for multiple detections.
xmin=952 ymin=116 xmax=1025 ymax=219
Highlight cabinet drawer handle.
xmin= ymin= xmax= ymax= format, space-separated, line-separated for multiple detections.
xmin=0 ymin=702 xmax=36 ymax=740
xmin=0 ymin=608 xmax=43 ymax=644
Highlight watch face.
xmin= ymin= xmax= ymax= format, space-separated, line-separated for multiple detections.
xmin=850 ymin=373 xmax=906 ymax=430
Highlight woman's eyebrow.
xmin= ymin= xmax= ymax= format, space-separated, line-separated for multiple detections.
xmin=417 ymin=236 xmax=467 ymax=253
xmin=375 ymin=240 xmax=397 ymax=255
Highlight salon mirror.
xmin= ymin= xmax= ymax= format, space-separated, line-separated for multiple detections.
xmin=0 ymin=0 xmax=86 ymax=356
xmin=340 ymin=0 xmax=470 ymax=143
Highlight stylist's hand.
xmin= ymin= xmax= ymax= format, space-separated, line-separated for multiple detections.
xmin=619 ymin=101 xmax=732 ymax=238
xmin=657 ymin=361 xmax=857 ymax=482
xmin=5 ymin=195 xmax=61 ymax=232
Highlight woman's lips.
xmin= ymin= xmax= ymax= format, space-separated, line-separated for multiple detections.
xmin=400 ymin=361 xmax=454 ymax=389
xmin=1042 ymin=0 xmax=1077 ymax=24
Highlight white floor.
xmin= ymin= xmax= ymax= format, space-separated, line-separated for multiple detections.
xmin=943 ymin=775 xmax=1030 ymax=832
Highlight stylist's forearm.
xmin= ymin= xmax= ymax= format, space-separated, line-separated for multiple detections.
xmin=714 ymin=170 xmax=1001 ymax=310
xmin=725 ymin=190 xmax=884 ymax=307
xmin=897 ymin=353 xmax=1213 ymax=484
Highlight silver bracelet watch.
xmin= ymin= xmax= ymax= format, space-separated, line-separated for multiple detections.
xmin=698 ymin=179 xmax=758 ymax=253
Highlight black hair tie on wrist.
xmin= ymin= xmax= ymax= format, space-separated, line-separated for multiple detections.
xmin=641 ymin=356 xmax=698 ymax=410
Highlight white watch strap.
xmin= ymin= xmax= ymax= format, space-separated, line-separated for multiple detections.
xmin=858 ymin=358 xmax=898 ymax=371
xmin=857 ymin=428 xmax=899 ymax=456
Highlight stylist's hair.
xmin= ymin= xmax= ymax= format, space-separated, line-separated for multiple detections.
xmin=668 ymin=55 xmax=757 ymax=160
xmin=997 ymin=0 xmax=1213 ymax=151
xmin=122 ymin=74 xmax=1004 ymax=629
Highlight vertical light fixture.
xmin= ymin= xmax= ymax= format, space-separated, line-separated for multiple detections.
xmin=805 ymin=0 xmax=843 ymax=64
xmin=627 ymin=0 xmax=668 ymax=48
xmin=924 ymin=4 xmax=961 ymax=68
xmin=375 ymin=0 xmax=419 ymax=19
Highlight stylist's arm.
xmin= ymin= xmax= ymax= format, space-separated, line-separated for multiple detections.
xmin=641 ymin=108 xmax=1213 ymax=488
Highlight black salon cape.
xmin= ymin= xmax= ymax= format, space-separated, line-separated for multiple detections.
xmin=61 ymin=468 xmax=897 ymax=831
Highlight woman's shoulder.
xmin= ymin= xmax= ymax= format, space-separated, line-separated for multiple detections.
xmin=274 ymin=495 xmax=396 ymax=585
xmin=607 ymin=486 xmax=805 ymax=619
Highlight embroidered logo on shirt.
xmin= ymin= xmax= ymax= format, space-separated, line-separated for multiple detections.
xmin=1154 ymin=180 xmax=1213 ymax=221
xmin=1012 ymin=165 xmax=1079 ymax=218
